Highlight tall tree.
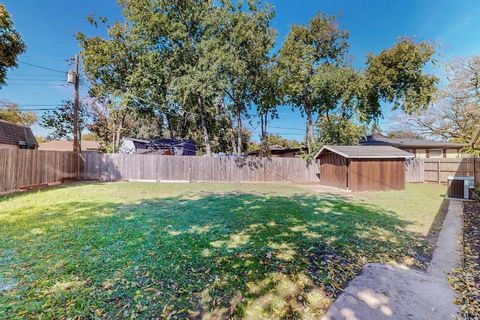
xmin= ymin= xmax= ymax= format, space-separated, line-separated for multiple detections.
xmin=41 ymin=100 xmax=89 ymax=143
xmin=316 ymin=115 xmax=365 ymax=146
xmin=0 ymin=102 xmax=36 ymax=126
xmin=278 ymin=13 xmax=349 ymax=153
xmin=253 ymin=58 xmax=282 ymax=156
xmin=389 ymin=56 xmax=479 ymax=153
xmin=220 ymin=1 xmax=275 ymax=154
xmin=0 ymin=4 xmax=26 ymax=87
xmin=78 ymin=17 xmax=146 ymax=152
xmin=365 ymin=38 xmax=438 ymax=114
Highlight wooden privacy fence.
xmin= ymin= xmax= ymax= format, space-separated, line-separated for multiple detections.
xmin=406 ymin=158 xmax=480 ymax=185
xmin=79 ymin=153 xmax=320 ymax=183
xmin=0 ymin=149 xmax=77 ymax=193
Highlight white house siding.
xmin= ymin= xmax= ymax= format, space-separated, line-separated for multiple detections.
xmin=446 ymin=149 xmax=460 ymax=158
xmin=415 ymin=149 xmax=427 ymax=158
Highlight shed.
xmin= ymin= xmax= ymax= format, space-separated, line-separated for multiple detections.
xmin=314 ymin=145 xmax=414 ymax=191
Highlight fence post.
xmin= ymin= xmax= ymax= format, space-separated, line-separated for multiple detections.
xmin=437 ymin=161 xmax=441 ymax=184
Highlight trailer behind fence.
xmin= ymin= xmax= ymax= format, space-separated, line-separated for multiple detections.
xmin=79 ymin=153 xmax=320 ymax=183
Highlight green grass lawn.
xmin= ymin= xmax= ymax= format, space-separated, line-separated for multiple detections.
xmin=0 ymin=182 xmax=446 ymax=319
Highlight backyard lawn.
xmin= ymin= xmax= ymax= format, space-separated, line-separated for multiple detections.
xmin=0 ymin=182 xmax=446 ymax=319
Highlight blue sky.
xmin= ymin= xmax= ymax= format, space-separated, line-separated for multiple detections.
xmin=1 ymin=0 xmax=480 ymax=141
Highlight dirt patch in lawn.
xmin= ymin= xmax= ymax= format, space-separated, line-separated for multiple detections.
xmin=450 ymin=200 xmax=480 ymax=318
xmin=0 ymin=277 xmax=16 ymax=293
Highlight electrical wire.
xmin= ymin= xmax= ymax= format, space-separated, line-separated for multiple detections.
xmin=18 ymin=61 xmax=67 ymax=74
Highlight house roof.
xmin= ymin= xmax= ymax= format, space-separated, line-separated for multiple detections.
xmin=0 ymin=119 xmax=38 ymax=147
xmin=123 ymin=137 xmax=197 ymax=155
xmin=359 ymin=134 xmax=464 ymax=149
xmin=315 ymin=145 xmax=415 ymax=159
xmin=38 ymin=140 xmax=101 ymax=151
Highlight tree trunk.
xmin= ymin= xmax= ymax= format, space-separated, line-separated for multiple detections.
xmin=306 ymin=109 xmax=314 ymax=153
xmin=197 ymin=95 xmax=212 ymax=156
xmin=220 ymin=100 xmax=236 ymax=154
xmin=165 ymin=113 xmax=175 ymax=138
xmin=236 ymin=105 xmax=242 ymax=155
xmin=111 ymin=127 xmax=116 ymax=153
xmin=115 ymin=124 xmax=122 ymax=153
xmin=180 ymin=112 xmax=189 ymax=138
xmin=261 ymin=112 xmax=268 ymax=157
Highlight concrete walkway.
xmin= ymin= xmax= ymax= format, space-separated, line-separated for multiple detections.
xmin=321 ymin=200 xmax=463 ymax=320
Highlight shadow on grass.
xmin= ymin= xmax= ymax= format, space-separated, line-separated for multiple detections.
xmin=0 ymin=190 xmax=428 ymax=319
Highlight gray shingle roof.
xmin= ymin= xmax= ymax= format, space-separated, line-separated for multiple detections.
xmin=0 ymin=120 xmax=38 ymax=147
xmin=360 ymin=134 xmax=464 ymax=148
xmin=315 ymin=145 xmax=415 ymax=159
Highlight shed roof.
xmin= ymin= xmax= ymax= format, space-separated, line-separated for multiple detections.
xmin=0 ymin=119 xmax=38 ymax=147
xmin=315 ymin=145 xmax=415 ymax=159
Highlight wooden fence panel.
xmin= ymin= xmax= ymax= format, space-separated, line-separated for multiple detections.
xmin=405 ymin=158 xmax=425 ymax=183
xmin=0 ymin=149 xmax=78 ymax=193
xmin=406 ymin=158 xmax=480 ymax=186
xmin=79 ymin=153 xmax=320 ymax=184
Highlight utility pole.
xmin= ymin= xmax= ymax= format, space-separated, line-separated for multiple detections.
xmin=73 ymin=54 xmax=80 ymax=153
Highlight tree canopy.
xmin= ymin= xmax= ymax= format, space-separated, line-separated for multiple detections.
xmin=0 ymin=4 xmax=26 ymax=87
xmin=390 ymin=55 xmax=479 ymax=154
xmin=76 ymin=3 xmax=439 ymax=155
xmin=0 ymin=102 xmax=36 ymax=126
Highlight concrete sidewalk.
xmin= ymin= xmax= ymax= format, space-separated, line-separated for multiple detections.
xmin=321 ymin=200 xmax=463 ymax=320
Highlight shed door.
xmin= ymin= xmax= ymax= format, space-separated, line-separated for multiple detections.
xmin=319 ymin=153 xmax=347 ymax=189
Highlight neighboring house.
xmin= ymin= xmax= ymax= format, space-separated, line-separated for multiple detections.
xmin=119 ymin=138 xmax=196 ymax=156
xmin=359 ymin=134 xmax=464 ymax=158
xmin=0 ymin=119 xmax=38 ymax=150
xmin=38 ymin=140 xmax=101 ymax=152
xmin=248 ymin=145 xmax=307 ymax=158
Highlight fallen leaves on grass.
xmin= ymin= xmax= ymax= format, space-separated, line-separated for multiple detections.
xmin=450 ymin=201 xmax=480 ymax=319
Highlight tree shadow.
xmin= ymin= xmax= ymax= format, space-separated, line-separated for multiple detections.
xmin=0 ymin=190 xmax=428 ymax=319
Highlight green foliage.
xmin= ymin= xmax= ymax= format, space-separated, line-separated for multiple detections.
xmin=316 ymin=115 xmax=365 ymax=146
xmin=0 ymin=182 xmax=444 ymax=318
xmin=365 ymin=38 xmax=438 ymax=114
xmin=81 ymin=133 xmax=98 ymax=141
xmin=34 ymin=135 xmax=46 ymax=144
xmin=77 ymin=5 xmax=439 ymax=155
xmin=248 ymin=134 xmax=303 ymax=152
xmin=0 ymin=102 xmax=36 ymax=126
xmin=0 ymin=4 xmax=26 ymax=87
xmin=79 ymin=0 xmax=275 ymax=155
xmin=278 ymin=13 xmax=350 ymax=150
xmin=266 ymin=134 xmax=303 ymax=149
xmin=40 ymin=100 xmax=89 ymax=141
xmin=388 ymin=55 xmax=479 ymax=155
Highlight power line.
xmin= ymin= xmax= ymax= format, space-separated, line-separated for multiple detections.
xmin=18 ymin=61 xmax=67 ymax=74
xmin=7 ymin=74 xmax=67 ymax=77
xmin=4 ymin=83 xmax=67 ymax=86
xmin=8 ymin=108 xmax=58 ymax=112
xmin=7 ymin=79 xmax=66 ymax=82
